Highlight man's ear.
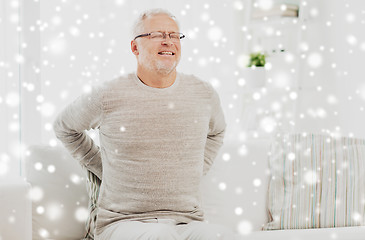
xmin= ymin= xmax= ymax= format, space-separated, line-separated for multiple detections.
xmin=131 ymin=40 xmax=139 ymax=56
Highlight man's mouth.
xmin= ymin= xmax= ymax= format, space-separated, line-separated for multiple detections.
xmin=158 ymin=51 xmax=175 ymax=55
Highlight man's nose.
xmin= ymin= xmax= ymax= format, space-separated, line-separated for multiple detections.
xmin=161 ymin=37 xmax=174 ymax=45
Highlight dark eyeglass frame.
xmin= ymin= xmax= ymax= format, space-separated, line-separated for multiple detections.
xmin=134 ymin=31 xmax=185 ymax=41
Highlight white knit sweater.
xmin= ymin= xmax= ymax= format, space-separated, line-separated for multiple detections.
xmin=53 ymin=72 xmax=226 ymax=235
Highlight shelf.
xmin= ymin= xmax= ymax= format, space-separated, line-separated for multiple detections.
xmin=238 ymin=0 xmax=302 ymax=138
xmin=249 ymin=16 xmax=299 ymax=27
xmin=244 ymin=0 xmax=303 ymax=28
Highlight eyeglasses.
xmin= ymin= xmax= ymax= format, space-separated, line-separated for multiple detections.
xmin=134 ymin=31 xmax=185 ymax=42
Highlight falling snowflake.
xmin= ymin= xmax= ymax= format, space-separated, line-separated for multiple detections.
xmin=218 ymin=182 xmax=227 ymax=191
xmin=207 ymin=27 xmax=223 ymax=41
xmin=36 ymin=206 xmax=45 ymax=215
xmin=222 ymin=153 xmax=231 ymax=162
xmin=256 ymin=0 xmax=274 ymax=11
xmin=38 ymin=228 xmax=50 ymax=238
xmin=34 ymin=162 xmax=43 ymax=171
xmin=304 ymin=171 xmax=317 ymax=185
xmin=287 ymin=152 xmax=296 ymax=161
xmin=47 ymin=165 xmax=56 ymax=173
xmin=75 ymin=207 xmax=89 ymax=222
xmin=235 ymin=207 xmax=243 ymax=215
xmin=46 ymin=202 xmax=63 ymax=221
xmin=5 ymin=92 xmax=19 ymax=107
xmin=237 ymin=220 xmax=253 ymax=235
xmin=40 ymin=102 xmax=56 ymax=117
xmin=48 ymin=37 xmax=67 ymax=55
xmin=253 ymin=178 xmax=262 ymax=187
xmin=29 ymin=186 xmax=44 ymax=202
xmin=70 ymin=174 xmax=82 ymax=184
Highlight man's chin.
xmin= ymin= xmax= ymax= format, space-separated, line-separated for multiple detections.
xmin=156 ymin=68 xmax=175 ymax=76
xmin=156 ymin=63 xmax=178 ymax=75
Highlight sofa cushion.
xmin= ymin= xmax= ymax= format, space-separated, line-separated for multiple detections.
xmin=264 ymin=133 xmax=365 ymax=230
xmin=84 ymin=169 xmax=101 ymax=239
xmin=242 ymin=226 xmax=365 ymax=240
xmin=25 ymin=145 xmax=89 ymax=240
xmin=201 ymin=139 xmax=272 ymax=234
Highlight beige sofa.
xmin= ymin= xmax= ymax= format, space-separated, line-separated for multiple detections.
xmin=20 ymin=134 xmax=365 ymax=239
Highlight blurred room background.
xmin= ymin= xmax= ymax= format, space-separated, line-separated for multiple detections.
xmin=1 ymin=0 xmax=365 ymax=185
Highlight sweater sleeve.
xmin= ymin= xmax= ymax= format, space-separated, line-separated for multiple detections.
xmin=203 ymin=87 xmax=226 ymax=175
xmin=53 ymin=85 xmax=104 ymax=180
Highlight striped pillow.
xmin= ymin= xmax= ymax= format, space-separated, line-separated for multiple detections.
xmin=264 ymin=133 xmax=365 ymax=230
xmin=83 ymin=169 xmax=101 ymax=239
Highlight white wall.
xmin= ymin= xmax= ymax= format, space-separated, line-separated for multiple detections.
xmin=295 ymin=0 xmax=365 ymax=138
xmin=237 ymin=0 xmax=365 ymax=139
xmin=1 ymin=0 xmax=22 ymax=177
xmin=4 ymin=0 xmax=365 ymax=177
xmin=332 ymin=0 xmax=365 ymax=138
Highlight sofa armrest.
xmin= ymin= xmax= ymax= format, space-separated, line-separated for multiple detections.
xmin=0 ymin=177 xmax=32 ymax=240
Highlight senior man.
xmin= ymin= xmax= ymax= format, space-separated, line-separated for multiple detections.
xmin=54 ymin=8 xmax=236 ymax=240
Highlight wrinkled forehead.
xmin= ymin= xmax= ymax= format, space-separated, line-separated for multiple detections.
xmin=142 ymin=14 xmax=180 ymax=33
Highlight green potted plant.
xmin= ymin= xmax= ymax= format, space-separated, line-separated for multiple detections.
xmin=247 ymin=52 xmax=266 ymax=67
xmin=242 ymin=52 xmax=267 ymax=88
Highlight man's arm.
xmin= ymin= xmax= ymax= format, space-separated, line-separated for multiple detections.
xmin=203 ymin=88 xmax=226 ymax=175
xmin=53 ymin=86 xmax=104 ymax=180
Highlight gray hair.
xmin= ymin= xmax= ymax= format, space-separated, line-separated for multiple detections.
xmin=131 ymin=8 xmax=180 ymax=39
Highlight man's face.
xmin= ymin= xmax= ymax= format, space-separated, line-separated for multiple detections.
xmin=132 ymin=14 xmax=181 ymax=75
